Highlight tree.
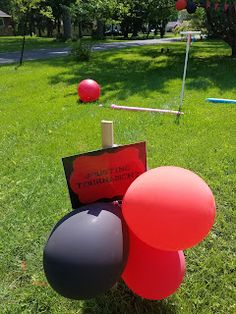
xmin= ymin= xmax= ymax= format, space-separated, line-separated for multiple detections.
xmin=72 ymin=0 xmax=116 ymax=39
xmin=0 ymin=0 xmax=12 ymax=13
xmin=176 ymin=0 xmax=236 ymax=58
xmin=204 ymin=1 xmax=236 ymax=58
xmin=146 ymin=0 xmax=177 ymax=38
xmin=7 ymin=0 xmax=53 ymax=65
xmin=8 ymin=0 xmax=54 ymax=36
xmin=179 ymin=7 xmax=207 ymax=32
xmin=114 ymin=0 xmax=177 ymax=39
xmin=70 ymin=1 xmax=94 ymax=38
xmin=45 ymin=0 xmax=76 ymax=39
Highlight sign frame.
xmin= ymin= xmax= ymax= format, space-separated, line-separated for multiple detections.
xmin=62 ymin=142 xmax=147 ymax=209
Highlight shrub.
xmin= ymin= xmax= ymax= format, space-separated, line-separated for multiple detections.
xmin=71 ymin=40 xmax=92 ymax=62
xmin=174 ymin=21 xmax=193 ymax=35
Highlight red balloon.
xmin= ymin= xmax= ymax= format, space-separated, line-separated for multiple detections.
xmin=122 ymin=167 xmax=216 ymax=251
xmin=176 ymin=0 xmax=187 ymax=10
xmin=78 ymin=79 xmax=100 ymax=103
xmin=122 ymin=231 xmax=185 ymax=300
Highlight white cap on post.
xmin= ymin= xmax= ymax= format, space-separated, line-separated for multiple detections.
xmin=101 ymin=120 xmax=114 ymax=149
xmin=180 ymin=31 xmax=201 ymax=35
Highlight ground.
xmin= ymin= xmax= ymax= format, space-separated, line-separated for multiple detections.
xmin=0 ymin=39 xmax=235 ymax=313
xmin=0 ymin=34 xmax=177 ymax=53
xmin=0 ymin=36 xmax=67 ymax=53
xmin=0 ymin=36 xmax=120 ymax=53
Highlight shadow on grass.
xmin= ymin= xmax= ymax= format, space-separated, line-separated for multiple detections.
xmin=35 ymin=40 xmax=236 ymax=103
xmin=82 ymin=281 xmax=176 ymax=314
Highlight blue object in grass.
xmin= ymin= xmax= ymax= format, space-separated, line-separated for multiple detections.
xmin=206 ymin=98 xmax=236 ymax=104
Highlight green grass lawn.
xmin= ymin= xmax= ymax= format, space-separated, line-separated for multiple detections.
xmin=0 ymin=35 xmax=135 ymax=53
xmin=0 ymin=40 xmax=235 ymax=314
xmin=0 ymin=36 xmax=69 ymax=53
xmin=0 ymin=36 xmax=116 ymax=53
xmin=0 ymin=33 xmax=176 ymax=53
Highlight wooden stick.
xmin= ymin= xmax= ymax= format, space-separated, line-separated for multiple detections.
xmin=101 ymin=120 xmax=114 ymax=148
xmin=111 ymin=104 xmax=183 ymax=115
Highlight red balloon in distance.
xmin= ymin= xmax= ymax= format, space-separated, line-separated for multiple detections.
xmin=176 ymin=0 xmax=187 ymax=10
xmin=122 ymin=231 xmax=185 ymax=300
xmin=78 ymin=79 xmax=100 ymax=103
xmin=122 ymin=166 xmax=216 ymax=251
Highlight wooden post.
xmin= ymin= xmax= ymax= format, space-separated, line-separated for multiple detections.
xmin=101 ymin=120 xmax=114 ymax=148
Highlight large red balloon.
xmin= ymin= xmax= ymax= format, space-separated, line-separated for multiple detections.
xmin=176 ymin=0 xmax=187 ymax=10
xmin=78 ymin=79 xmax=100 ymax=103
xmin=122 ymin=166 xmax=216 ymax=251
xmin=122 ymin=231 xmax=185 ymax=300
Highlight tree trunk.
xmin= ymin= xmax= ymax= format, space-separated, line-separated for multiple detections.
xmin=231 ymin=40 xmax=236 ymax=58
xmin=38 ymin=25 xmax=42 ymax=37
xmin=160 ymin=27 xmax=165 ymax=38
xmin=37 ymin=19 xmax=42 ymax=37
xmin=131 ymin=19 xmax=139 ymax=38
xmin=29 ymin=13 xmax=33 ymax=36
xmin=131 ymin=29 xmax=138 ymax=37
xmin=123 ymin=26 xmax=129 ymax=39
xmin=62 ymin=6 xmax=72 ymax=40
xmin=160 ymin=20 xmax=167 ymax=39
xmin=78 ymin=21 xmax=83 ymax=38
xmin=154 ymin=23 xmax=158 ymax=36
xmin=95 ymin=20 xmax=104 ymax=39
xmin=121 ymin=19 xmax=130 ymax=39
xmin=57 ymin=18 xmax=61 ymax=37
xmin=47 ymin=20 xmax=53 ymax=37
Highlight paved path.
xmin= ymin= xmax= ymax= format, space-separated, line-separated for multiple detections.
xmin=0 ymin=38 xmax=181 ymax=65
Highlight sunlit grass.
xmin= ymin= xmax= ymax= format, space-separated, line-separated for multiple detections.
xmin=0 ymin=40 xmax=235 ymax=314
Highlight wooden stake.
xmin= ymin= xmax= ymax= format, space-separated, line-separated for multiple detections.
xmin=101 ymin=120 xmax=114 ymax=148
xmin=111 ymin=104 xmax=183 ymax=115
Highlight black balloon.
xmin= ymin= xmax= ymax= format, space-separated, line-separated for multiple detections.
xmin=43 ymin=202 xmax=128 ymax=300
xmin=199 ymin=0 xmax=205 ymax=7
xmin=187 ymin=1 xmax=197 ymax=13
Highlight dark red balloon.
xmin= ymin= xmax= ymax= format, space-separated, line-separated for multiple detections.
xmin=122 ymin=166 xmax=216 ymax=251
xmin=176 ymin=0 xmax=187 ymax=10
xmin=78 ymin=79 xmax=100 ymax=103
xmin=122 ymin=231 xmax=185 ymax=300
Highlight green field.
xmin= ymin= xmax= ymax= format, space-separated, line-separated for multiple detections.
xmin=0 ymin=36 xmax=116 ymax=53
xmin=0 ymin=34 xmax=176 ymax=53
xmin=0 ymin=36 xmax=67 ymax=53
xmin=0 ymin=40 xmax=235 ymax=313
xmin=0 ymin=36 xmax=133 ymax=53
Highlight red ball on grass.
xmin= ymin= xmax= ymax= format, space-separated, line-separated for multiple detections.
xmin=78 ymin=79 xmax=101 ymax=103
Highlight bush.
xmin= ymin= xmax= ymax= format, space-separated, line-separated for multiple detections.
xmin=70 ymin=40 xmax=92 ymax=62
xmin=174 ymin=21 xmax=193 ymax=35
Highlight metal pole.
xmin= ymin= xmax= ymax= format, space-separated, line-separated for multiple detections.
xmin=178 ymin=33 xmax=191 ymax=113
xmin=16 ymin=14 xmax=27 ymax=68
xmin=19 ymin=35 xmax=26 ymax=66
